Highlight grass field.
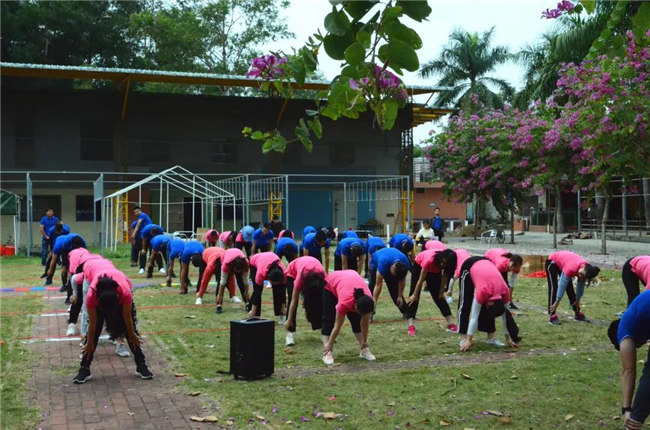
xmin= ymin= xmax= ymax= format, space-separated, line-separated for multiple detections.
xmin=0 ymin=246 xmax=643 ymax=429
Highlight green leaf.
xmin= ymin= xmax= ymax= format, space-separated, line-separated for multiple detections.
xmin=382 ymin=6 xmax=403 ymax=19
xmin=383 ymin=21 xmax=422 ymax=49
xmin=395 ymin=0 xmax=432 ymax=22
xmin=378 ymin=40 xmax=419 ymax=71
xmin=251 ymin=131 xmax=265 ymax=140
xmin=242 ymin=126 xmax=252 ymax=135
xmin=580 ymin=0 xmax=596 ymax=14
xmin=340 ymin=64 xmax=363 ymax=78
xmin=324 ymin=8 xmax=350 ymax=36
xmin=308 ymin=118 xmax=323 ymax=139
xmin=328 ymin=0 xmax=343 ymax=5
xmin=343 ymin=1 xmax=377 ymax=20
xmin=344 ymin=42 xmax=366 ymax=65
xmin=632 ymin=2 xmax=650 ymax=41
xmin=305 ymin=109 xmax=320 ymax=116
xmin=288 ymin=59 xmax=306 ymax=86
xmin=272 ymin=135 xmax=288 ymax=153
xmin=300 ymin=47 xmax=318 ymax=71
xmin=273 ymin=80 xmax=282 ymax=93
xmin=323 ymin=33 xmax=355 ymax=60
xmin=262 ymin=139 xmax=274 ymax=154
xmin=356 ymin=30 xmax=371 ymax=48
xmin=382 ymin=98 xmax=400 ymax=130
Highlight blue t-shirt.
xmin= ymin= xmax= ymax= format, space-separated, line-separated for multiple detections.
xmin=370 ymin=248 xmax=411 ymax=276
xmin=253 ymin=228 xmax=274 ymax=248
xmin=300 ymin=232 xmax=330 ymax=255
xmin=135 ymin=212 xmax=152 ymax=237
xmin=618 ymin=290 xmax=650 ymax=345
xmin=389 ymin=233 xmax=414 ymax=254
xmin=167 ymin=239 xmax=186 ymax=260
xmin=47 ymin=224 xmax=70 ymax=242
xmin=52 ymin=233 xmax=86 ymax=255
xmin=303 ymin=226 xmax=316 ymax=239
xmin=181 ymin=241 xmax=205 ymax=264
xmin=334 ymin=237 xmax=365 ymax=257
xmin=275 ymin=238 xmax=298 ymax=257
xmin=365 ymin=237 xmax=386 ymax=255
xmin=150 ymin=234 xmax=171 ymax=252
xmin=141 ymin=224 xmax=164 ymax=240
xmin=40 ymin=215 xmax=59 ymax=232
xmin=342 ymin=230 xmax=359 ymax=239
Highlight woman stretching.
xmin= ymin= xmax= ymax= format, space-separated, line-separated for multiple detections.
xmin=284 ymin=256 xmax=326 ymax=347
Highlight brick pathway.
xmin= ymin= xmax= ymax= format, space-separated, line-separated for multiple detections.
xmin=29 ymin=293 xmax=217 ymax=430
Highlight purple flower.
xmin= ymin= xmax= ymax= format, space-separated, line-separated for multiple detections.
xmin=349 ymin=78 xmax=360 ymax=90
xmin=247 ymin=54 xmax=287 ymax=80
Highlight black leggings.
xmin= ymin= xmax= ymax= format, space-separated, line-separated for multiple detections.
xmin=632 ymin=347 xmax=650 ymax=423
xmin=408 ymin=262 xmax=451 ymax=319
xmin=382 ymin=271 xmax=410 ymax=316
xmin=234 ymin=241 xmax=252 ymax=257
xmin=321 ymin=289 xmax=361 ymax=336
xmin=545 ymin=260 xmax=579 ymax=315
xmin=457 ymin=257 xmax=497 ymax=334
xmin=622 ymin=259 xmax=644 ymax=306
xmin=249 ymin=267 xmax=285 ymax=317
xmin=334 ymin=255 xmax=358 ymax=272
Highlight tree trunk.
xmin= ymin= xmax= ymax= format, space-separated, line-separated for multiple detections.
xmin=555 ymin=185 xmax=565 ymax=233
xmin=643 ymin=178 xmax=650 ymax=230
xmin=510 ymin=206 xmax=515 ymax=244
xmin=473 ymin=195 xmax=479 ymax=240
xmin=600 ymin=195 xmax=610 ymax=254
xmin=552 ymin=204 xmax=557 ymax=249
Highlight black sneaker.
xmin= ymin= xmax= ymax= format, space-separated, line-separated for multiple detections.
xmin=136 ymin=364 xmax=153 ymax=379
xmin=73 ymin=367 xmax=92 ymax=384
xmin=39 ymin=273 xmax=47 ymax=279
xmin=509 ymin=302 xmax=519 ymax=310
xmin=549 ymin=315 xmax=561 ymax=325
xmin=59 ymin=285 xmax=67 ymax=292
xmin=215 ymin=306 xmax=223 ymax=314
xmin=574 ymin=312 xmax=590 ymax=322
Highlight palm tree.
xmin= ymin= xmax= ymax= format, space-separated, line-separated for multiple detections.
xmin=419 ymin=27 xmax=514 ymax=110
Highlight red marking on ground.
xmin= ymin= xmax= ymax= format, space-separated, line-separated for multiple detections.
xmin=524 ymin=270 xmax=547 ymax=278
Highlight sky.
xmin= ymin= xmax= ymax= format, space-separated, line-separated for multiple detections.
xmin=264 ymin=0 xmax=560 ymax=145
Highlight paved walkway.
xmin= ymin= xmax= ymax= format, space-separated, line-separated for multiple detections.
xmin=29 ymin=291 xmax=216 ymax=430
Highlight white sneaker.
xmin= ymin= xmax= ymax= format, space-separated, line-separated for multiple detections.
xmin=66 ymin=323 xmax=78 ymax=336
xmin=115 ymin=343 xmax=131 ymax=357
xmin=138 ymin=268 xmax=145 ymax=274
xmin=230 ymin=296 xmax=242 ymax=304
xmin=322 ymin=351 xmax=334 ymax=365
xmin=195 ymin=297 xmax=203 ymax=305
xmin=486 ymin=338 xmax=505 ymax=347
xmin=285 ymin=332 xmax=295 ymax=346
xmin=278 ymin=315 xmax=287 ymax=325
xmin=359 ymin=350 xmax=376 ymax=361
xmin=159 ymin=268 xmax=166 ymax=274
xmin=446 ymin=296 xmax=453 ymax=304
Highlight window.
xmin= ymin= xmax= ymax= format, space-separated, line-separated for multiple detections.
xmin=21 ymin=195 xmax=61 ymax=222
xmin=329 ymin=143 xmax=355 ymax=165
xmin=415 ymin=188 xmax=425 ymax=194
xmin=75 ymin=195 xmax=101 ymax=221
xmin=210 ymin=143 xmax=237 ymax=164
xmin=80 ymin=118 xmax=114 ymax=161
xmin=142 ymin=141 xmax=170 ymax=163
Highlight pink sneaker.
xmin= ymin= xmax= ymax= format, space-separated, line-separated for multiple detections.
xmin=408 ymin=325 xmax=416 ymax=336
xmin=446 ymin=323 xmax=458 ymax=333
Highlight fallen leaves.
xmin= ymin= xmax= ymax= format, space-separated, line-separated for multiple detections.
xmin=461 ymin=373 xmax=473 ymax=380
xmin=315 ymin=412 xmax=343 ymax=420
xmin=439 ymin=419 xmax=451 ymax=426
xmin=485 ymin=410 xmax=503 ymax=417
xmin=184 ymin=315 xmax=196 ymax=319
xmin=501 ymin=417 xmax=512 ymax=424
xmin=189 ymin=391 xmax=201 ymax=396
xmin=565 ymin=414 xmax=574 ymax=421
xmin=284 ymin=347 xmax=293 ymax=354
xmin=174 ymin=373 xmax=186 ymax=377
xmin=190 ymin=415 xmax=218 ymax=423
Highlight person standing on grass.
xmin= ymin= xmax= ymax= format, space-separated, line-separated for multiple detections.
xmin=407 ymin=249 xmax=458 ymax=336
xmin=179 ymin=240 xmax=205 ymax=295
xmin=484 ymin=248 xmax=523 ymax=310
xmin=269 ymin=216 xmax=285 ymax=241
xmin=363 ymin=235 xmax=386 ymax=278
xmin=129 ymin=220 xmax=139 ymax=267
xmin=546 ymin=250 xmax=600 ymax=325
xmin=621 ymin=255 xmax=650 ymax=307
xmin=274 ymin=235 xmax=299 ymax=264
xmin=138 ymin=224 xmax=164 ymax=274
xmin=608 ymin=291 xmax=650 ymax=429
xmin=165 ymin=238 xmax=186 ymax=288
xmin=369 ymin=247 xmax=410 ymax=328
xmin=430 ymin=207 xmax=446 ymax=242
xmin=321 ymin=270 xmax=376 ymax=365
xmin=40 ymin=221 xmax=70 ymax=278
xmin=146 ymin=234 xmax=169 ymax=279
xmin=131 ymin=206 xmax=152 ymax=269
xmin=215 ymin=248 xmax=250 ymax=314
xmin=446 ymin=248 xmax=472 ymax=304
xmin=46 ymin=234 xmax=86 ymax=301
xmin=39 ymin=208 xmax=59 ymax=266
xmin=388 ymin=233 xmax=415 ymax=263
xmin=278 ymin=229 xmax=294 ymax=240
xmin=301 ymin=230 xmax=331 ymax=273
xmin=284 ymin=256 xmax=326 ymax=347
xmin=218 ymin=230 xmax=235 ymax=249
xmin=234 ymin=226 xmax=255 ymax=257
xmin=247 ymin=252 xmax=287 ymax=322
xmin=334 ymin=237 xmax=366 ymax=274
xmin=457 ymin=257 xmax=520 ymax=352
xmin=73 ymin=269 xmax=153 ymax=384
xmin=415 ymin=220 xmax=436 ymax=248
xmin=252 ymin=223 xmax=275 ymax=254
xmin=204 ymin=229 xmax=220 ymax=247
xmin=302 ymin=225 xmax=316 ymax=239
xmin=194 ymin=247 xmax=228 ymax=305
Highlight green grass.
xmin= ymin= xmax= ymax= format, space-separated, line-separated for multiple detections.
xmin=0 ymin=248 xmax=642 ymax=429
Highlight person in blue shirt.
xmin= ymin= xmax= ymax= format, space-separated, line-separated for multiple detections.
xmin=234 ymin=226 xmax=255 ymax=257
xmin=275 ymin=236 xmax=298 ymax=263
xmin=46 ymin=234 xmax=86 ymax=302
xmin=334 ymin=237 xmax=365 ymax=274
xmin=180 ymin=241 xmax=205 ymax=295
xmin=388 ymin=233 xmax=415 ymax=263
xmin=165 ymin=238 xmax=186 ymax=289
xmin=302 ymin=225 xmax=316 ymax=239
xmin=364 ymin=236 xmax=386 ymax=278
xmin=40 ymin=221 xmax=70 ymax=278
xmin=430 ymin=207 xmax=446 ymax=242
xmin=147 ymin=235 xmax=170 ymax=278
xmin=369 ymin=248 xmax=410 ymax=326
xmin=300 ymin=230 xmax=330 ymax=272
xmin=252 ymin=223 xmax=275 ymax=254
xmin=138 ymin=224 xmax=163 ymax=274
xmin=608 ymin=291 xmax=650 ymax=428
xmin=131 ymin=206 xmax=152 ymax=271
xmin=338 ymin=230 xmax=359 ymax=240
xmin=39 ymin=208 xmax=59 ymax=266
xmin=130 ymin=220 xmax=139 ymax=267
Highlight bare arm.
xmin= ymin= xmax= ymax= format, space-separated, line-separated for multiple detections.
xmin=357 ymin=255 xmax=365 ymax=275
xmin=131 ymin=219 xmax=143 ymax=239
xmin=324 ymin=250 xmax=330 ymax=273
xmin=324 ymin=312 xmax=346 ymax=353
xmin=40 ymin=224 xmax=47 ymax=238
xmin=47 ymin=253 xmax=59 ymax=276
xmin=407 ymin=268 xmax=428 ymax=304
xmin=372 ymin=272 xmax=384 ymax=304
xmin=360 ymin=313 xmax=370 ymax=346
xmin=167 ymin=259 xmax=175 ymax=283
xmin=620 ymin=339 xmax=637 ymax=411
xmin=342 ymin=255 xmax=348 ymax=270
xmin=285 ymin=283 xmax=300 ymax=331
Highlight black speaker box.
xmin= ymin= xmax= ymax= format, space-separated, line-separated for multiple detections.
xmin=229 ymin=318 xmax=274 ymax=380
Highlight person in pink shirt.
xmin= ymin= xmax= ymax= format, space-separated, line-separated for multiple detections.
xmin=218 ymin=231 xmax=235 ymax=249
xmin=457 ymin=257 xmax=521 ymax=352
xmin=73 ymin=268 xmax=153 ymax=384
xmin=446 ymin=248 xmax=472 ymax=304
xmin=284 ymin=256 xmax=326 ymax=347
xmin=546 ymin=251 xmax=600 ymax=325
xmin=204 ymin=229 xmax=220 ymax=247
xmin=194 ymin=247 xmax=226 ymax=304
xmin=247 ymin=252 xmax=287 ymax=321
xmin=406 ymin=249 xmax=458 ymax=336
xmin=424 ymin=240 xmax=446 ymax=251
xmin=622 ymin=255 xmax=650 ymax=306
xmin=278 ymin=229 xmax=294 ymax=240
xmin=321 ymin=270 xmax=376 ymax=365
xmin=66 ymin=250 xmax=101 ymax=336
xmin=215 ymin=248 xmax=250 ymax=314
xmin=484 ymin=248 xmax=523 ymax=310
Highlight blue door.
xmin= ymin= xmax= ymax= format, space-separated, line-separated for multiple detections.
xmin=288 ymin=189 xmax=333 ymax=238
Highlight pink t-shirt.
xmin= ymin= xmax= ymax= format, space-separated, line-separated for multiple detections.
xmin=219 ymin=231 xmax=233 ymax=247
xmin=70 ymin=253 xmax=104 ymax=275
xmin=469 ymin=259 xmax=510 ymax=305
xmin=221 ymin=248 xmax=248 ymax=273
xmin=235 ymin=231 xmax=247 ymax=243
xmin=86 ymin=268 xmax=133 ymax=311
xmin=630 ymin=256 xmax=650 ymax=287
xmin=425 ymin=240 xmax=446 ymax=251
xmin=278 ymin=230 xmax=294 ymax=239
xmin=205 ymin=229 xmax=220 ymax=244
xmin=325 ymin=270 xmax=372 ymax=316
xmin=484 ymin=248 xmax=520 ymax=274
xmin=286 ymin=256 xmax=325 ymax=293
xmin=68 ymin=248 xmax=89 ymax=274
xmin=453 ymin=249 xmax=472 ymax=278
xmin=250 ymin=252 xmax=285 ymax=285
xmin=548 ymin=251 xmax=587 ymax=278
xmin=415 ymin=249 xmax=442 ymax=274
xmin=82 ymin=258 xmax=116 ymax=285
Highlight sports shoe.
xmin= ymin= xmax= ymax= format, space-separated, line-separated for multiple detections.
xmin=486 ymin=337 xmax=505 ymax=347
xmin=615 ymin=310 xmax=625 ymax=318
xmin=549 ymin=315 xmax=561 ymax=325
xmin=215 ymin=305 xmax=223 ymax=314
xmin=509 ymin=302 xmax=519 ymax=310
xmin=230 ymin=296 xmax=242 ymax=304
xmin=136 ymin=364 xmax=153 ymax=379
xmin=66 ymin=323 xmax=78 ymax=336
xmin=138 ymin=268 xmax=145 ymax=274
xmin=116 ymin=343 xmax=131 ymax=357
xmin=59 ymin=285 xmax=67 ymax=292
xmin=446 ymin=323 xmax=458 ymax=333
xmin=446 ymin=295 xmax=453 ymax=304
xmin=73 ymin=367 xmax=92 ymax=384
xmin=285 ymin=332 xmax=295 ymax=346
xmin=278 ymin=315 xmax=287 ymax=325
xmin=44 ymin=278 xmax=53 ymax=286
xmin=195 ymin=297 xmax=202 ymax=305
xmin=359 ymin=349 xmax=376 ymax=361
xmin=408 ymin=325 xmax=416 ymax=336
xmin=574 ymin=312 xmax=590 ymax=322
xmin=64 ymin=297 xmax=71 ymax=305
xmin=159 ymin=268 xmax=166 ymax=274
xmin=40 ymin=273 xmax=47 ymax=279
xmin=322 ymin=351 xmax=334 ymax=365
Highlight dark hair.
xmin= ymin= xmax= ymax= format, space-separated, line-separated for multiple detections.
xmin=231 ymin=256 xmax=247 ymax=272
xmin=302 ymin=271 xmax=325 ymax=325
xmin=584 ymin=264 xmax=600 ymax=279
xmin=268 ymin=264 xmax=284 ymax=284
xmin=190 ymin=253 xmax=203 ymax=268
xmin=354 ymin=288 xmax=374 ymax=314
xmin=315 ymin=230 xmax=327 ymax=243
xmin=282 ymin=230 xmax=294 ymax=239
xmin=70 ymin=236 xmax=85 ymax=250
xmin=392 ymin=261 xmax=408 ymax=279
xmin=506 ymin=254 xmax=523 ymax=268
xmin=151 ymin=227 xmax=161 ymax=236
xmin=263 ymin=223 xmax=270 ymax=230
xmin=46 ymin=207 xmax=54 ymax=212
xmin=488 ymin=300 xmax=506 ymax=319
xmin=608 ymin=319 xmax=621 ymax=350
xmin=423 ymin=220 xmax=430 ymax=226
xmin=55 ymin=222 xmax=64 ymax=232
xmin=401 ymin=239 xmax=413 ymax=253
xmin=209 ymin=230 xmax=218 ymax=239
xmin=350 ymin=243 xmax=364 ymax=258
xmin=134 ymin=205 xmax=141 ymax=210
xmin=435 ymin=249 xmax=457 ymax=277
xmin=96 ymin=276 xmax=125 ymax=340
xmin=337 ymin=232 xmax=347 ymax=242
